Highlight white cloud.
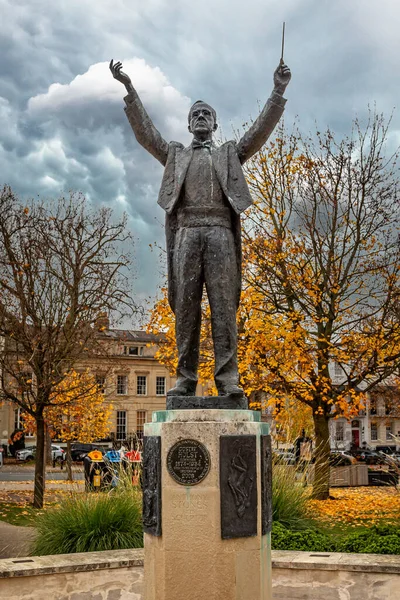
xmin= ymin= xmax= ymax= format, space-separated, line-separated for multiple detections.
xmin=27 ymin=58 xmax=191 ymax=139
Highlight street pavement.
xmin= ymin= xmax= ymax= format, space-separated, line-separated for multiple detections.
xmin=0 ymin=520 xmax=36 ymax=559
xmin=0 ymin=461 xmax=84 ymax=481
xmin=0 ymin=461 xmax=85 ymax=490
xmin=0 ymin=471 xmax=84 ymax=481
xmin=0 ymin=463 xmax=86 ymax=557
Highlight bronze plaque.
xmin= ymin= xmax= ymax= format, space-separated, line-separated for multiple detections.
xmin=167 ymin=439 xmax=211 ymax=486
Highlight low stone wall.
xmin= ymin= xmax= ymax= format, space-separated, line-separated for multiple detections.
xmin=272 ymin=550 xmax=400 ymax=599
xmin=0 ymin=548 xmax=399 ymax=599
xmin=0 ymin=549 xmax=144 ymax=600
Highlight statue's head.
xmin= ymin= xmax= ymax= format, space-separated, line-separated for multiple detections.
xmin=188 ymin=101 xmax=218 ymax=137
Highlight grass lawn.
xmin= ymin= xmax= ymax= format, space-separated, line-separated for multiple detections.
xmin=0 ymin=489 xmax=72 ymax=526
xmin=0 ymin=502 xmax=45 ymax=526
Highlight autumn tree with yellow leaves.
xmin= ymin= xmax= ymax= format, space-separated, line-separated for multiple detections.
xmin=24 ymin=370 xmax=112 ymax=480
xmin=149 ymin=112 xmax=400 ymax=499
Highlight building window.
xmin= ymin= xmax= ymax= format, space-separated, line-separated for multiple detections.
xmin=14 ymin=408 xmax=33 ymax=437
xmin=336 ymin=421 xmax=344 ymax=442
xmin=371 ymin=423 xmax=378 ymax=441
xmin=117 ymin=375 xmax=128 ymax=395
xmin=156 ymin=376 xmax=166 ymax=396
xmin=116 ymin=411 xmax=127 ymax=441
xmin=14 ymin=408 xmax=22 ymax=431
xmin=334 ymin=362 xmax=343 ymax=377
xmin=386 ymin=425 xmax=393 ymax=441
xmin=137 ymin=375 xmax=147 ymax=396
xmin=123 ymin=346 xmax=144 ymax=356
xmin=136 ymin=410 xmax=146 ymax=438
xmin=96 ymin=375 xmax=106 ymax=394
xmin=17 ymin=371 xmax=33 ymax=394
xmin=369 ymin=398 xmax=377 ymax=416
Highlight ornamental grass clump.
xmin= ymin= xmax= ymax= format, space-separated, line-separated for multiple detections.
xmin=272 ymin=461 xmax=316 ymax=530
xmin=32 ymin=487 xmax=143 ymax=555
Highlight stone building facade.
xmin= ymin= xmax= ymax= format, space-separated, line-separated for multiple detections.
xmin=0 ymin=328 xmax=208 ymax=449
xmin=330 ymin=389 xmax=400 ymax=452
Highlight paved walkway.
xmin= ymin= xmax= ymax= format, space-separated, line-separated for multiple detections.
xmin=0 ymin=520 xmax=36 ymax=559
xmin=0 ymin=472 xmax=84 ymax=558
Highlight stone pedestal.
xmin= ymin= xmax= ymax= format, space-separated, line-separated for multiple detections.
xmin=143 ymin=409 xmax=272 ymax=600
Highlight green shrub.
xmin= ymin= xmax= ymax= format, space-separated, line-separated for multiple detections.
xmin=271 ymin=522 xmax=335 ymax=552
xmin=272 ymin=522 xmax=400 ymax=555
xmin=272 ymin=463 xmax=314 ymax=530
xmin=31 ymin=488 xmax=143 ymax=555
xmin=338 ymin=524 xmax=400 ymax=555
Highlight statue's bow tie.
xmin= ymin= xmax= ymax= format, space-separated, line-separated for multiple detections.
xmin=192 ymin=140 xmax=212 ymax=150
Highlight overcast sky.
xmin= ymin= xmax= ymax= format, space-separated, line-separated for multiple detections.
xmin=1 ymin=0 xmax=400 ymax=321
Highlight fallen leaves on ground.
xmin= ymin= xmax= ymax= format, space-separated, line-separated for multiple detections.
xmin=308 ymin=487 xmax=400 ymax=527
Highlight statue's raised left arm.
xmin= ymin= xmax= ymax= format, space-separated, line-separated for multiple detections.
xmin=236 ymin=61 xmax=291 ymax=164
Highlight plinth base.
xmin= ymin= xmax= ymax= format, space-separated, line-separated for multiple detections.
xmin=166 ymin=394 xmax=248 ymax=410
xmin=143 ymin=409 xmax=272 ymax=600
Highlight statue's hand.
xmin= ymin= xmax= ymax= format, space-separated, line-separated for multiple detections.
xmin=109 ymin=59 xmax=132 ymax=88
xmin=273 ymin=60 xmax=291 ymax=95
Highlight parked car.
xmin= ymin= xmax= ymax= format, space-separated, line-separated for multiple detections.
xmin=15 ymin=446 xmax=36 ymax=462
xmin=375 ymin=445 xmax=397 ymax=455
xmin=377 ymin=451 xmax=400 ymax=469
xmin=351 ymin=449 xmax=386 ymax=465
xmin=16 ymin=445 xmax=65 ymax=464
xmin=329 ymin=452 xmax=356 ymax=467
xmin=70 ymin=443 xmax=105 ymax=462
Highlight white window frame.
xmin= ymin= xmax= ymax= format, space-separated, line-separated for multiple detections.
xmin=123 ymin=346 xmax=144 ymax=356
xmin=334 ymin=362 xmax=343 ymax=377
xmin=137 ymin=375 xmax=147 ymax=396
xmin=156 ymin=376 xmax=166 ymax=396
xmin=116 ymin=410 xmax=127 ymax=441
xmin=336 ymin=421 xmax=344 ymax=442
xmin=96 ymin=375 xmax=106 ymax=394
xmin=371 ymin=423 xmax=378 ymax=441
xmin=136 ymin=410 xmax=146 ymax=437
xmin=14 ymin=408 xmax=34 ymax=437
xmin=117 ymin=375 xmax=128 ymax=395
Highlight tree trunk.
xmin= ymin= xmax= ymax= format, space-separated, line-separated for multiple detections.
xmin=45 ymin=425 xmax=52 ymax=465
xmin=66 ymin=439 xmax=73 ymax=481
xmin=33 ymin=414 xmax=46 ymax=508
xmin=312 ymin=412 xmax=331 ymax=500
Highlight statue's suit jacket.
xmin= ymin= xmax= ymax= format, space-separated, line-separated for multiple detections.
xmin=124 ymin=90 xmax=286 ymax=312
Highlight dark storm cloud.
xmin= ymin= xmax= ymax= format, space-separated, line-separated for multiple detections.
xmin=1 ymin=0 xmax=400 ymax=303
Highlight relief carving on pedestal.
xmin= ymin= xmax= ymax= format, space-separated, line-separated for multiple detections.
xmin=142 ymin=436 xmax=162 ymax=536
xmin=261 ymin=434 xmax=273 ymax=535
xmin=220 ymin=435 xmax=257 ymax=539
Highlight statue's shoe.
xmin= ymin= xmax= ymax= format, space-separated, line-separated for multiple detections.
xmin=166 ymin=384 xmax=196 ymax=397
xmin=217 ymin=385 xmax=244 ymax=397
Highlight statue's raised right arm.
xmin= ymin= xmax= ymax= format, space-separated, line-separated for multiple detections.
xmin=236 ymin=60 xmax=291 ymax=164
xmin=110 ymin=59 xmax=168 ymax=166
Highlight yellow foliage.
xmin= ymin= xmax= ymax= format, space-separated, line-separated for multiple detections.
xmin=24 ymin=370 xmax=112 ymax=443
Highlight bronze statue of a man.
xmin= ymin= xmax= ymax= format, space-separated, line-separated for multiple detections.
xmin=110 ymin=59 xmax=291 ymax=398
